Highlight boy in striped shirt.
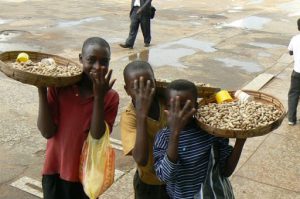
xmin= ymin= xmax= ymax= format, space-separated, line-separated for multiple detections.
xmin=153 ymin=79 xmax=246 ymax=199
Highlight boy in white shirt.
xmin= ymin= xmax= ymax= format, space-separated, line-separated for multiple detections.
xmin=288 ymin=18 xmax=300 ymax=125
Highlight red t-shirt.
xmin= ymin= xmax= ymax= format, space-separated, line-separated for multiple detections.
xmin=42 ymin=85 xmax=119 ymax=182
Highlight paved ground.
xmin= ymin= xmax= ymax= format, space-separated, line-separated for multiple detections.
xmin=0 ymin=0 xmax=300 ymax=198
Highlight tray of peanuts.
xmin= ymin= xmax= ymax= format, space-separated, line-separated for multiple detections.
xmin=0 ymin=51 xmax=83 ymax=87
xmin=196 ymin=90 xmax=286 ymax=138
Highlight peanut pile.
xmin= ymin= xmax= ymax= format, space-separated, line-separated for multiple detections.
xmin=197 ymin=101 xmax=282 ymax=130
xmin=12 ymin=58 xmax=82 ymax=77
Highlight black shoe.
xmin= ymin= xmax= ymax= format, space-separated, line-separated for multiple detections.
xmin=119 ymin=43 xmax=133 ymax=49
xmin=144 ymin=43 xmax=150 ymax=47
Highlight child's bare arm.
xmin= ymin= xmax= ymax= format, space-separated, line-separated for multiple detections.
xmin=90 ymin=66 xmax=116 ymax=139
xmin=132 ymin=77 xmax=155 ymax=166
xmin=166 ymin=97 xmax=196 ymax=163
xmin=37 ymin=87 xmax=57 ymax=139
xmin=222 ymin=138 xmax=246 ymax=177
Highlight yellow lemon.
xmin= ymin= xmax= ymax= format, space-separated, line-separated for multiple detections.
xmin=215 ymin=90 xmax=233 ymax=104
xmin=16 ymin=52 xmax=29 ymax=62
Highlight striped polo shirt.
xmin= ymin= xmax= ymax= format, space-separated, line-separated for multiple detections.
xmin=153 ymin=120 xmax=233 ymax=199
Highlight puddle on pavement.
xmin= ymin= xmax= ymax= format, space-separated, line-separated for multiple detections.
xmin=0 ymin=19 xmax=11 ymax=25
xmin=278 ymin=0 xmax=300 ymax=13
xmin=224 ymin=16 xmax=271 ymax=30
xmin=127 ymin=38 xmax=217 ymax=68
xmin=227 ymin=6 xmax=243 ymax=13
xmin=57 ymin=17 xmax=104 ymax=28
xmin=289 ymin=11 xmax=300 ymax=17
xmin=232 ymin=6 xmax=243 ymax=10
xmin=190 ymin=22 xmax=202 ymax=26
xmin=0 ymin=30 xmax=31 ymax=42
xmin=215 ymin=58 xmax=262 ymax=73
xmin=171 ymin=38 xmax=217 ymax=52
xmin=248 ymin=0 xmax=264 ymax=4
xmin=149 ymin=48 xmax=195 ymax=68
xmin=258 ymin=52 xmax=271 ymax=57
xmin=248 ymin=42 xmax=284 ymax=49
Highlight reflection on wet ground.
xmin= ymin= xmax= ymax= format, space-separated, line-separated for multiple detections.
xmin=248 ymin=0 xmax=264 ymax=4
xmin=127 ymin=38 xmax=217 ymax=68
xmin=0 ymin=30 xmax=31 ymax=42
xmin=278 ymin=0 xmax=300 ymax=17
xmin=56 ymin=17 xmax=104 ymax=28
xmin=214 ymin=57 xmax=262 ymax=72
xmin=258 ymin=52 xmax=272 ymax=57
xmin=0 ymin=19 xmax=11 ymax=25
xmin=224 ymin=16 xmax=271 ymax=30
xmin=278 ymin=0 xmax=300 ymax=13
xmin=248 ymin=42 xmax=284 ymax=49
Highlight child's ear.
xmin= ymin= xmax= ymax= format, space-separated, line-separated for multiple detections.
xmin=79 ymin=53 xmax=83 ymax=64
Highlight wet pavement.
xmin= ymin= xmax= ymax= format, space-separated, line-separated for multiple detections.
xmin=0 ymin=0 xmax=300 ymax=198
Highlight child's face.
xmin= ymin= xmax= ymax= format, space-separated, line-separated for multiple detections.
xmin=167 ymin=89 xmax=197 ymax=111
xmin=124 ymin=70 xmax=155 ymax=101
xmin=79 ymin=44 xmax=111 ymax=77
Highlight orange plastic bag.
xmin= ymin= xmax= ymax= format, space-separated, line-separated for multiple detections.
xmin=79 ymin=123 xmax=115 ymax=199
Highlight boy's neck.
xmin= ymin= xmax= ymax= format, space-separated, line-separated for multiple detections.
xmin=132 ymin=95 xmax=160 ymax=120
xmin=177 ymin=118 xmax=197 ymax=131
xmin=77 ymin=74 xmax=93 ymax=97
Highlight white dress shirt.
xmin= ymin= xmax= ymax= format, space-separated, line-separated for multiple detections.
xmin=288 ymin=33 xmax=300 ymax=73
xmin=134 ymin=0 xmax=140 ymax=6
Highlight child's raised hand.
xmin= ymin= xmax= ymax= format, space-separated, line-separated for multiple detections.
xmin=90 ymin=66 xmax=116 ymax=97
xmin=133 ymin=76 xmax=155 ymax=116
xmin=165 ymin=96 xmax=196 ymax=136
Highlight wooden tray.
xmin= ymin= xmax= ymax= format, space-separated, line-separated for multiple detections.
xmin=155 ymin=79 xmax=221 ymax=99
xmin=197 ymin=90 xmax=286 ymax=138
xmin=0 ymin=51 xmax=82 ymax=87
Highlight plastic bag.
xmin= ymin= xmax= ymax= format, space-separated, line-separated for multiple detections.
xmin=79 ymin=123 xmax=115 ymax=199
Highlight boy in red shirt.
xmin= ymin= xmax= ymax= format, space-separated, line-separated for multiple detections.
xmin=37 ymin=37 xmax=119 ymax=199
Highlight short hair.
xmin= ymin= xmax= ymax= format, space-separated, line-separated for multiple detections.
xmin=123 ymin=60 xmax=154 ymax=80
xmin=81 ymin=37 xmax=110 ymax=56
xmin=167 ymin=79 xmax=198 ymax=101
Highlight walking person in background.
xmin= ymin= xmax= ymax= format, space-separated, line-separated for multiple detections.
xmin=288 ymin=18 xmax=300 ymax=126
xmin=120 ymin=0 xmax=152 ymax=49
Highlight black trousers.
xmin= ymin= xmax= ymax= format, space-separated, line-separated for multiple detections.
xmin=133 ymin=171 xmax=170 ymax=199
xmin=42 ymin=174 xmax=89 ymax=199
xmin=126 ymin=7 xmax=151 ymax=46
xmin=288 ymin=70 xmax=300 ymax=122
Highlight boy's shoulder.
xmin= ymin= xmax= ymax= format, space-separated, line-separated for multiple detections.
xmin=104 ymin=89 xmax=119 ymax=104
xmin=122 ymin=102 xmax=135 ymax=114
xmin=106 ymin=89 xmax=119 ymax=99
